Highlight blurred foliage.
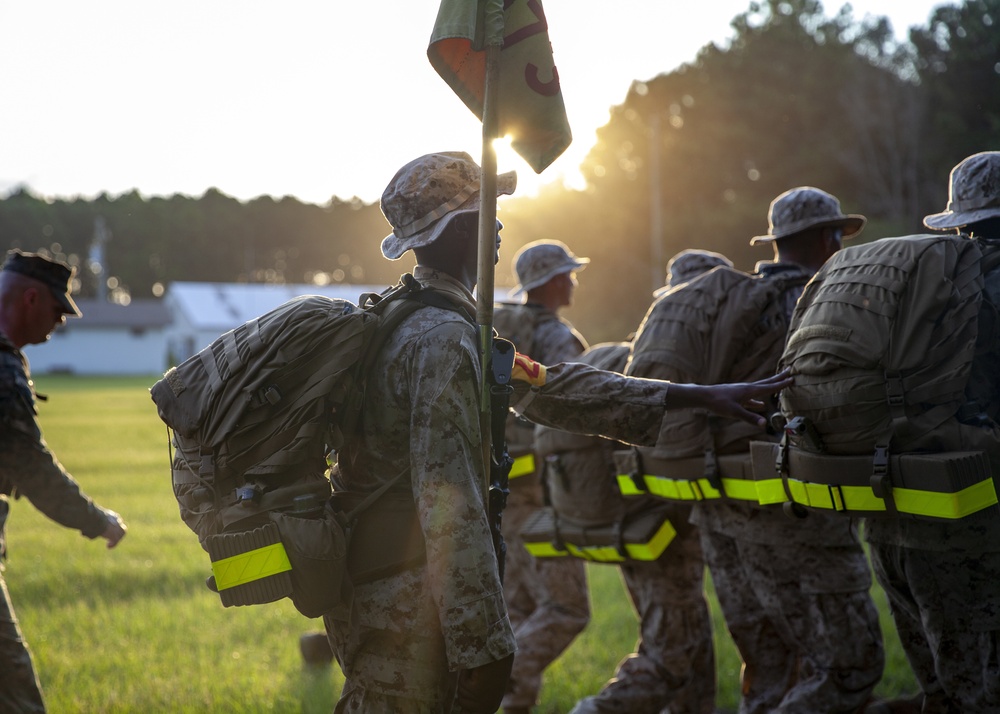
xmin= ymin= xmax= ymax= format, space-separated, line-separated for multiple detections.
xmin=1 ymin=0 xmax=998 ymax=345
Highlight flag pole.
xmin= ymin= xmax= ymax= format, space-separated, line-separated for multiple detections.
xmin=477 ymin=41 xmax=501 ymax=412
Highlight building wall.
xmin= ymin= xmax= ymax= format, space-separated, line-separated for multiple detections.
xmin=22 ymin=327 xmax=168 ymax=376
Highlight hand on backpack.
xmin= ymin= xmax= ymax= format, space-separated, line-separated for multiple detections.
xmin=454 ymin=652 xmax=514 ymax=713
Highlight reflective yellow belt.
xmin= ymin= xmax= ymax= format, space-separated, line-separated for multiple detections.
xmin=615 ymin=450 xmax=759 ymax=503
xmin=509 ymin=453 xmax=536 ymax=479
xmin=524 ymin=519 xmax=676 ymax=562
xmin=211 ymin=542 xmax=292 ymax=591
xmin=751 ymin=441 xmax=1000 ymax=520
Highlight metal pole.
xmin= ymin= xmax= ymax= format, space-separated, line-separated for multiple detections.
xmin=650 ymin=114 xmax=664 ymax=294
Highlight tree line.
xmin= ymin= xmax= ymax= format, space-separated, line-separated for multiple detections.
xmin=2 ymin=0 xmax=998 ymax=345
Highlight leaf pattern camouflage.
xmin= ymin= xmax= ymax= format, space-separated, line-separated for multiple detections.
xmin=626 ymin=261 xmax=883 ymax=713
xmin=863 ymin=239 xmax=1000 ymax=712
xmin=0 ymin=331 xmax=113 ymax=714
xmin=494 ymin=302 xmax=589 ymax=710
xmin=323 ymin=267 xmax=679 ymax=709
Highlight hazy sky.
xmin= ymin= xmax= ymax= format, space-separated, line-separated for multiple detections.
xmin=1 ymin=0 xmax=948 ymax=205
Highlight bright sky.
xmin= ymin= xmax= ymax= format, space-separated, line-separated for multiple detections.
xmin=0 ymin=0 xmax=947 ymax=206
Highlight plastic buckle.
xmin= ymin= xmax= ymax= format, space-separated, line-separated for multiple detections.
xmin=870 ymin=445 xmax=891 ymax=499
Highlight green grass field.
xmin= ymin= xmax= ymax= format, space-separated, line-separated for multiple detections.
xmin=6 ymin=375 xmax=918 ymax=712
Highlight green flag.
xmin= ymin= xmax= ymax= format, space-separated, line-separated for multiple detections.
xmin=428 ymin=0 xmax=572 ymax=173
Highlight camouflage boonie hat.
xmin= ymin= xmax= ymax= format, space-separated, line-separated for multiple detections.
xmin=380 ymin=151 xmax=516 ymax=260
xmin=510 ymin=240 xmax=589 ymax=296
xmin=665 ymin=249 xmax=733 ymax=288
xmin=924 ymin=152 xmax=1000 ymax=230
xmin=750 ymin=187 xmax=865 ymax=245
xmin=2 ymin=249 xmax=82 ymax=317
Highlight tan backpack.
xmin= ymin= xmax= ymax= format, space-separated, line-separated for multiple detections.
xmin=621 ymin=265 xmax=808 ymax=502
xmin=753 ymin=235 xmax=1000 ymax=520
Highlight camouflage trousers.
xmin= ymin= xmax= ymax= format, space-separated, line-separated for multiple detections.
xmin=701 ymin=530 xmax=884 ymax=714
xmin=869 ymin=542 xmax=1000 ymax=713
xmin=333 ymin=675 xmax=464 ymax=714
xmin=501 ymin=535 xmax=590 ymax=709
xmin=569 ymin=519 xmax=715 ymax=714
xmin=0 ymin=573 xmax=45 ymax=714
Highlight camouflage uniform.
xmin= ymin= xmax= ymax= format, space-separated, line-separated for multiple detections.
xmin=325 ymin=268 xmax=681 ymax=712
xmin=862 ymin=152 xmax=1000 ymax=713
xmin=628 ymin=188 xmax=884 ymax=714
xmin=689 ymin=262 xmax=883 ymax=714
xmin=0 ymin=332 xmax=117 ymax=714
xmin=561 ymin=342 xmax=715 ymax=714
xmin=496 ymin=301 xmax=591 ymax=712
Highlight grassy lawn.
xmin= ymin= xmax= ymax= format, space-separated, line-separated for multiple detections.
xmin=5 ymin=375 xmax=918 ymax=712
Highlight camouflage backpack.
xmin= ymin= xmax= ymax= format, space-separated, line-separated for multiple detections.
xmin=150 ymin=275 xmax=438 ymax=617
xmin=619 ymin=264 xmax=809 ymax=503
xmin=752 ymin=234 xmax=1000 ymax=520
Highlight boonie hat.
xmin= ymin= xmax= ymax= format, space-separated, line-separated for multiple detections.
xmin=665 ymin=249 xmax=733 ymax=288
xmin=924 ymin=151 xmax=1000 ymax=230
xmin=2 ymin=249 xmax=82 ymax=317
xmin=380 ymin=151 xmax=516 ymax=260
xmin=750 ymin=187 xmax=865 ymax=245
xmin=510 ymin=240 xmax=589 ymax=296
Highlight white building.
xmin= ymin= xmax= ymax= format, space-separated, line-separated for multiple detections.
xmin=22 ymin=298 xmax=172 ymax=376
xmin=23 ymin=281 xmax=516 ymax=375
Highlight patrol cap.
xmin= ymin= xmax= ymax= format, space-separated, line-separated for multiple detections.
xmin=924 ymin=151 xmax=1000 ymax=230
xmin=750 ymin=187 xmax=865 ymax=245
xmin=510 ymin=240 xmax=589 ymax=296
xmin=2 ymin=249 xmax=82 ymax=317
xmin=380 ymin=151 xmax=517 ymax=260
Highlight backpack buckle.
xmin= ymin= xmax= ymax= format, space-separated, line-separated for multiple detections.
xmin=870 ymin=445 xmax=891 ymax=499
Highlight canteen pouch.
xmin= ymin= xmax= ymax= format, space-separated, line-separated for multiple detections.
xmin=270 ymin=504 xmax=352 ymax=619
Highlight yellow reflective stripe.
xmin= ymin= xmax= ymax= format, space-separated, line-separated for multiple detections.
xmin=509 ymin=454 xmax=536 ymax=479
xmin=718 ymin=477 xmax=759 ymax=502
xmin=773 ymin=477 xmax=997 ymax=519
xmin=523 ymin=518 xmax=677 ymax=562
xmin=524 ymin=540 xmax=568 ymax=557
xmin=894 ymin=479 xmax=998 ymax=519
xmin=617 ymin=473 xmax=646 ymax=496
xmin=211 ymin=542 xmax=292 ymax=591
xmin=624 ymin=518 xmax=676 ymax=561
xmin=755 ymin=478 xmax=788 ymax=505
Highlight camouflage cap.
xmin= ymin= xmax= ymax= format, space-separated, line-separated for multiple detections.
xmin=750 ymin=187 xmax=865 ymax=245
xmin=2 ymin=249 xmax=82 ymax=317
xmin=924 ymin=152 xmax=1000 ymax=230
xmin=510 ymin=240 xmax=589 ymax=296
xmin=665 ymin=249 xmax=733 ymax=289
xmin=379 ymin=151 xmax=516 ymax=260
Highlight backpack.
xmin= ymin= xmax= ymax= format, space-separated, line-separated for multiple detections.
xmin=521 ymin=342 xmax=679 ymax=563
xmin=753 ymin=234 xmax=1000 ymax=520
xmin=150 ymin=275 xmax=435 ymax=617
xmin=622 ymin=264 xmax=808 ymax=503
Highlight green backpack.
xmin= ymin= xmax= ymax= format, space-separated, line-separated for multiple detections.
xmin=150 ymin=275 xmax=434 ymax=617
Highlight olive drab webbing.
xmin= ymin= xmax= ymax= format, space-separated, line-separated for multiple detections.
xmin=766 ymin=235 xmax=1000 ymax=520
xmin=623 ymin=265 xmax=808 ymax=504
xmin=151 ymin=274 xmax=438 ymax=616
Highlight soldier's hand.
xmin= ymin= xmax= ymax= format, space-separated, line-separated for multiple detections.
xmin=453 ymin=652 xmax=514 ymax=713
xmin=668 ymin=369 xmax=794 ymax=427
xmin=100 ymin=510 xmax=127 ymax=549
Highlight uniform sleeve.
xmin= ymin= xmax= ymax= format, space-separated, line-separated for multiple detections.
xmin=407 ymin=322 xmax=515 ymax=670
xmin=514 ymin=360 xmax=669 ymax=446
xmin=0 ymin=354 xmax=109 ymax=539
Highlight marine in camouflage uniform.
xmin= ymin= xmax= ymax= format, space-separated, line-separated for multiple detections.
xmin=569 ymin=252 xmax=732 ymax=714
xmin=0 ymin=251 xmax=127 ymax=714
xmin=864 ymin=151 xmax=1000 ymax=713
xmin=323 ymin=151 xmax=795 ymax=713
xmin=628 ymin=189 xmax=884 ymax=714
xmin=495 ymin=240 xmax=591 ymax=714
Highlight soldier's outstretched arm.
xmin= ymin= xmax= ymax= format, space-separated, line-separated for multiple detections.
xmin=664 ymin=369 xmax=793 ymax=427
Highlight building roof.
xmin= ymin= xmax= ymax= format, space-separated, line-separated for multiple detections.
xmin=165 ymin=281 xmax=514 ymax=332
xmin=69 ymin=298 xmax=173 ymax=329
